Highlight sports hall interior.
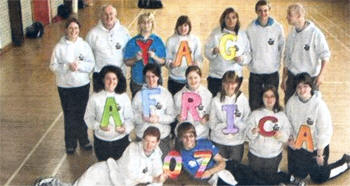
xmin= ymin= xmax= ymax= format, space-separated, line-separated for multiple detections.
xmin=0 ymin=0 xmax=349 ymax=185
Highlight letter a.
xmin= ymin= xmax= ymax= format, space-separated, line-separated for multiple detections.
xmin=101 ymin=97 xmax=122 ymax=127
xmin=294 ymin=125 xmax=314 ymax=152
xmin=173 ymin=41 xmax=193 ymax=67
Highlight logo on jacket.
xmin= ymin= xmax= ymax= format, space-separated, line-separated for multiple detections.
xmin=304 ymin=44 xmax=310 ymax=51
xmin=235 ymin=108 xmax=241 ymax=117
xmin=306 ymin=117 xmax=314 ymax=125
xmin=268 ymin=38 xmax=275 ymax=45
xmin=198 ymin=104 xmax=204 ymax=111
xmin=115 ymin=42 xmax=121 ymax=50
xmin=78 ymin=54 xmax=84 ymax=61
xmin=156 ymin=102 xmax=162 ymax=110
xmin=142 ymin=167 xmax=148 ymax=173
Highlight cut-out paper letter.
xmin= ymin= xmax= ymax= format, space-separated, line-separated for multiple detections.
xmin=219 ymin=34 xmax=237 ymax=60
xmin=163 ymin=150 xmax=182 ymax=179
xmin=222 ymin=104 xmax=239 ymax=134
xmin=258 ymin=116 xmax=278 ymax=137
xmin=193 ymin=150 xmax=212 ymax=179
xmin=142 ymin=88 xmax=161 ymax=117
xmin=180 ymin=92 xmax=201 ymax=121
xmin=173 ymin=41 xmax=193 ymax=67
xmin=136 ymin=39 xmax=153 ymax=65
xmin=101 ymin=97 xmax=122 ymax=127
xmin=294 ymin=125 xmax=314 ymax=152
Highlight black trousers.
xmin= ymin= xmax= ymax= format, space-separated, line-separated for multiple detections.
xmin=224 ymin=160 xmax=291 ymax=185
xmin=248 ymin=152 xmax=282 ymax=177
xmin=92 ymin=72 xmax=103 ymax=92
xmin=213 ymin=143 xmax=244 ymax=162
xmin=288 ymin=146 xmax=349 ymax=183
xmin=94 ymin=134 xmax=130 ymax=161
xmin=248 ymin=72 xmax=279 ymax=111
xmin=167 ymin=78 xmax=186 ymax=96
xmin=284 ymin=71 xmax=317 ymax=104
xmin=130 ymin=80 xmax=143 ymax=98
xmin=207 ymin=76 xmax=222 ymax=97
xmin=58 ymin=84 xmax=90 ymax=150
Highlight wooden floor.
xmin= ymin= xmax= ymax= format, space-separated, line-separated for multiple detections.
xmin=0 ymin=0 xmax=349 ymax=185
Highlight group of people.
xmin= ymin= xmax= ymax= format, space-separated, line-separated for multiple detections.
xmin=42 ymin=0 xmax=350 ymax=185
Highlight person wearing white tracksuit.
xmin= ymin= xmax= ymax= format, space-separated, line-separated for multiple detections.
xmin=85 ymin=4 xmax=131 ymax=91
xmin=132 ymin=63 xmax=175 ymax=159
xmin=84 ymin=65 xmax=134 ymax=161
xmin=166 ymin=15 xmax=203 ymax=95
xmin=205 ymin=7 xmax=251 ymax=97
xmin=281 ymin=3 xmax=330 ymax=104
xmin=286 ymin=72 xmax=350 ymax=183
xmin=174 ymin=66 xmax=212 ymax=139
xmin=246 ymin=85 xmax=290 ymax=179
xmin=209 ymin=70 xmax=250 ymax=162
xmin=50 ymin=18 xmax=95 ymax=154
xmin=246 ymin=0 xmax=285 ymax=111
xmin=34 ymin=127 xmax=167 ymax=186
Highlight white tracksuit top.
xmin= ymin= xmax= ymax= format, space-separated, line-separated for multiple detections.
xmin=74 ymin=142 xmax=163 ymax=186
xmin=285 ymin=94 xmax=333 ymax=150
xmin=86 ymin=20 xmax=131 ymax=74
xmin=132 ymin=85 xmax=176 ymax=139
xmin=205 ymin=27 xmax=251 ymax=78
xmin=50 ymin=36 xmax=95 ymax=88
xmin=246 ymin=108 xmax=290 ymax=158
xmin=166 ymin=34 xmax=203 ymax=82
xmin=284 ymin=21 xmax=330 ymax=77
xmin=246 ymin=18 xmax=285 ymax=74
xmin=173 ymin=85 xmax=212 ymax=139
xmin=84 ymin=90 xmax=134 ymax=142
xmin=209 ymin=92 xmax=251 ymax=146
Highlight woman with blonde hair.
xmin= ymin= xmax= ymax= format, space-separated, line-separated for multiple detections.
xmin=124 ymin=12 xmax=166 ymax=97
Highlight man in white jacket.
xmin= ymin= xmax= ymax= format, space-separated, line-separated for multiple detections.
xmin=86 ymin=4 xmax=131 ymax=92
xmin=281 ymin=3 xmax=330 ymax=103
xmin=246 ymin=0 xmax=285 ymax=111
xmin=34 ymin=127 xmax=168 ymax=186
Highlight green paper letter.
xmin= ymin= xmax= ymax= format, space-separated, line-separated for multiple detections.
xmin=101 ymin=97 xmax=122 ymax=127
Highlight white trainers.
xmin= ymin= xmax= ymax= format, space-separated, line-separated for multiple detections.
xmin=34 ymin=177 xmax=58 ymax=186
xmin=289 ymin=175 xmax=306 ymax=186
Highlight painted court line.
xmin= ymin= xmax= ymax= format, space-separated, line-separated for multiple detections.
xmin=309 ymin=15 xmax=350 ymax=53
xmin=52 ymin=154 xmax=67 ymax=176
xmin=310 ymin=7 xmax=350 ymax=39
xmin=4 ymin=112 xmax=63 ymax=186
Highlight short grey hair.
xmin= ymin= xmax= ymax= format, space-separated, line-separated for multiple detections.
xmin=100 ymin=4 xmax=117 ymax=18
xmin=288 ymin=3 xmax=306 ymax=17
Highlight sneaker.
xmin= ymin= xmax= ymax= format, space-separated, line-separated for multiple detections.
xmin=343 ymin=154 xmax=350 ymax=167
xmin=66 ymin=147 xmax=75 ymax=155
xmin=33 ymin=176 xmax=57 ymax=186
xmin=289 ymin=175 xmax=305 ymax=186
xmin=81 ymin=143 xmax=92 ymax=151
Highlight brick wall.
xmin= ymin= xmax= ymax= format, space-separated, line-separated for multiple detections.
xmin=0 ymin=0 xmax=12 ymax=48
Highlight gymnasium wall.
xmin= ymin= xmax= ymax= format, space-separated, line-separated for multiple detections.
xmin=0 ymin=0 xmax=63 ymax=50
